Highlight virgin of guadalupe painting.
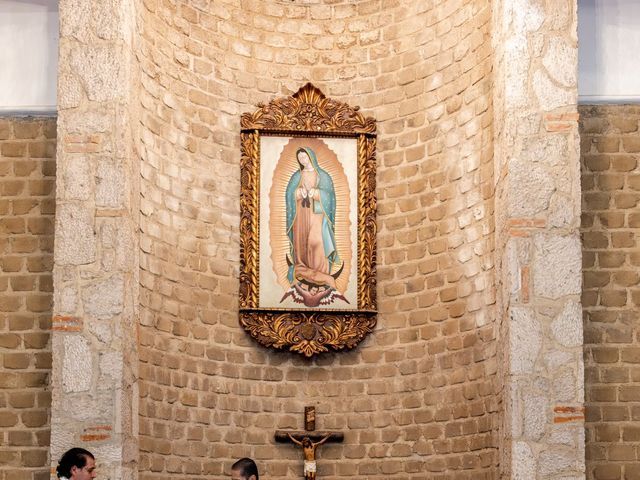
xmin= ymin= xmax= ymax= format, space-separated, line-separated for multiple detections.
xmin=239 ymin=82 xmax=377 ymax=357
xmin=283 ymin=147 xmax=346 ymax=307
xmin=259 ymin=136 xmax=357 ymax=310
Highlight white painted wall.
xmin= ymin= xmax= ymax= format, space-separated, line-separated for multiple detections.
xmin=579 ymin=0 xmax=640 ymax=103
xmin=0 ymin=0 xmax=58 ymax=112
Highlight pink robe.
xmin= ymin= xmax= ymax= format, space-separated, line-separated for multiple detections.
xmin=291 ymin=170 xmax=336 ymax=290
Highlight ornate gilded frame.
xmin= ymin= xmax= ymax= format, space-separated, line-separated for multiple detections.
xmin=239 ymin=83 xmax=377 ymax=357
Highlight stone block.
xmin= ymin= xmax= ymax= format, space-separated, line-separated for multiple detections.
xmin=553 ymin=369 xmax=578 ymax=402
xmin=55 ymin=283 xmax=78 ymax=315
xmin=92 ymin=0 xmax=129 ymax=41
xmin=508 ymin=160 xmax=555 ymax=216
xmin=62 ymin=336 xmax=92 ymax=393
xmin=538 ymin=448 xmax=577 ymax=476
xmin=99 ymin=351 xmax=123 ymax=383
xmin=548 ymin=193 xmax=578 ymax=228
xmin=521 ymin=134 xmax=569 ymax=167
xmin=96 ymin=158 xmax=125 ymax=208
xmin=512 ymin=441 xmax=535 ymax=480
xmin=509 ymin=307 xmax=542 ymax=374
xmin=552 ymin=424 xmax=582 ymax=451
xmin=533 ymin=70 xmax=575 ymax=111
xmin=88 ymin=319 xmax=113 ymax=344
xmin=61 ymin=390 xmax=113 ymax=422
xmin=81 ymin=275 xmax=124 ymax=318
xmin=533 ymin=234 xmax=581 ymax=299
xmin=63 ymin=156 xmax=92 ymax=200
xmin=54 ymin=204 xmax=96 ymax=265
xmin=503 ymin=36 xmax=529 ymax=107
xmin=509 ymin=0 xmax=545 ymax=32
xmin=57 ymin=69 xmax=83 ymax=110
xmin=59 ymin=0 xmax=92 ymax=41
xmin=63 ymin=109 xmax=112 ymax=134
xmin=542 ymin=36 xmax=577 ymax=88
xmin=523 ymin=394 xmax=548 ymax=441
xmin=70 ymin=45 xmax=128 ymax=102
xmin=551 ymin=300 xmax=583 ymax=347
xmin=545 ymin=348 xmax=574 ymax=370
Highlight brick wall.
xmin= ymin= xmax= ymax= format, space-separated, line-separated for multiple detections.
xmin=0 ymin=117 xmax=56 ymax=480
xmin=138 ymin=1 xmax=497 ymax=479
xmin=581 ymin=105 xmax=640 ymax=480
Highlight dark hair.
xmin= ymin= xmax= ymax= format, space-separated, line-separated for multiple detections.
xmin=56 ymin=448 xmax=94 ymax=478
xmin=232 ymin=457 xmax=259 ymax=479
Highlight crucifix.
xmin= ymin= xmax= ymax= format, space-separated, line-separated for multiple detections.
xmin=275 ymin=406 xmax=344 ymax=480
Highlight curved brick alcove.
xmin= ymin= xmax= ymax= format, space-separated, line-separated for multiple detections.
xmin=136 ymin=1 xmax=497 ymax=478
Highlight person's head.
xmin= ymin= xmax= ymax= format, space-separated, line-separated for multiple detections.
xmin=56 ymin=448 xmax=96 ymax=480
xmin=296 ymin=148 xmax=313 ymax=170
xmin=302 ymin=437 xmax=313 ymax=448
xmin=231 ymin=457 xmax=259 ymax=480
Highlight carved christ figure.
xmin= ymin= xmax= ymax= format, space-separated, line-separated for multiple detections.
xmin=287 ymin=434 xmax=331 ymax=480
xmin=281 ymin=147 xmax=347 ymax=307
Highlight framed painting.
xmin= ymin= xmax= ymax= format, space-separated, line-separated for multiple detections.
xmin=239 ymin=83 xmax=377 ymax=357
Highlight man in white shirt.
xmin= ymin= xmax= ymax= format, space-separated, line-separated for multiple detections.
xmin=55 ymin=448 xmax=96 ymax=480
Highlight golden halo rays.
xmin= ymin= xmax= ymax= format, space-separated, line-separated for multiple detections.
xmin=268 ymin=137 xmax=352 ymax=296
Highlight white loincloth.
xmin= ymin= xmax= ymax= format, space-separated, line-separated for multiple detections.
xmin=304 ymin=460 xmax=317 ymax=474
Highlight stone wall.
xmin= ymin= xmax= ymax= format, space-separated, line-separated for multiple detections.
xmin=137 ymin=1 xmax=498 ymax=478
xmin=492 ymin=0 xmax=585 ymax=478
xmin=580 ymin=105 xmax=640 ymax=480
xmin=50 ymin=0 xmax=139 ymax=478
xmin=0 ymin=117 xmax=56 ymax=480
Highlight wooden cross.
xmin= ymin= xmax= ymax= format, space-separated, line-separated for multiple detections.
xmin=275 ymin=406 xmax=344 ymax=480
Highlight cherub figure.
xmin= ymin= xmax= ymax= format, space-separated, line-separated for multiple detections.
xmin=287 ymin=434 xmax=331 ymax=480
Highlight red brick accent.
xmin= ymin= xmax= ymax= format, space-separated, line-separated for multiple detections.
xmin=63 ymin=133 xmax=103 ymax=153
xmin=553 ymin=405 xmax=586 ymax=423
xmin=80 ymin=425 xmax=113 ymax=442
xmin=51 ymin=315 xmax=82 ymax=332
xmin=544 ymin=112 xmax=580 ymax=132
